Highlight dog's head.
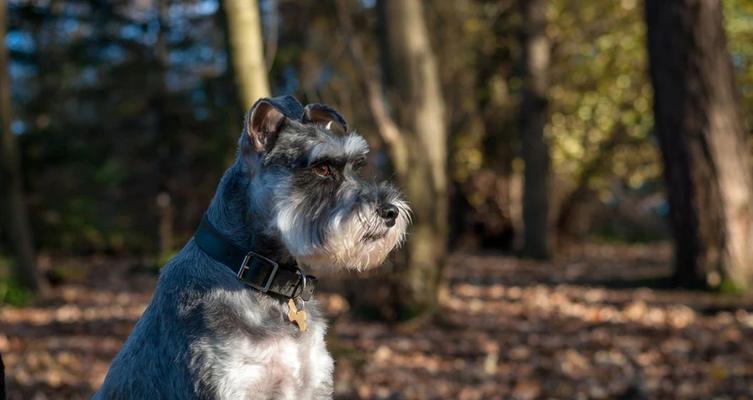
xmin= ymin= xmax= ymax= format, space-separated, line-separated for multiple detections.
xmin=240 ymin=98 xmax=410 ymax=271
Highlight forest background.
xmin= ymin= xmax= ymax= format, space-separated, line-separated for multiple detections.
xmin=1 ymin=0 xmax=753 ymax=398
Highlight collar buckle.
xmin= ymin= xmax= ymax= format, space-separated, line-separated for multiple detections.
xmin=237 ymin=251 xmax=279 ymax=293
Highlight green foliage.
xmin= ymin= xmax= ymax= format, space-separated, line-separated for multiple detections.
xmin=725 ymin=0 xmax=753 ymax=133
xmin=48 ymin=260 xmax=89 ymax=283
xmin=0 ymin=279 xmax=32 ymax=306
xmin=548 ymin=0 xmax=660 ymax=195
xmin=0 ymin=255 xmax=32 ymax=306
xmin=719 ymin=277 xmax=746 ymax=295
xmin=8 ymin=1 xmax=238 ymax=254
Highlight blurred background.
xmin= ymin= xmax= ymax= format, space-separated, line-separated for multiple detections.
xmin=1 ymin=0 xmax=753 ymax=398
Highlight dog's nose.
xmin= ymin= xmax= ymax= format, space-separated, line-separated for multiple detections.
xmin=378 ymin=204 xmax=399 ymax=227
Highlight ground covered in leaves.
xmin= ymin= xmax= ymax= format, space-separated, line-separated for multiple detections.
xmin=2 ymin=243 xmax=753 ymax=399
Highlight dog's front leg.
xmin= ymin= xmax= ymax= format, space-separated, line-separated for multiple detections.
xmin=305 ymin=336 xmax=335 ymax=399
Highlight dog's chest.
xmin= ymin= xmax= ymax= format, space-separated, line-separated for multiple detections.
xmin=197 ymin=301 xmax=334 ymax=400
xmin=227 ymin=328 xmax=332 ymax=398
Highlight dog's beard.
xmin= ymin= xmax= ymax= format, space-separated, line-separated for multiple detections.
xmin=275 ymin=197 xmax=410 ymax=271
xmin=316 ymin=198 xmax=409 ymax=271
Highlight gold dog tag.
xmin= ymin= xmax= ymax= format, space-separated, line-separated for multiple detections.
xmin=288 ymin=298 xmax=308 ymax=332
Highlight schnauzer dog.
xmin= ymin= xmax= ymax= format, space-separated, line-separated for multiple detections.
xmin=94 ymin=96 xmax=410 ymax=399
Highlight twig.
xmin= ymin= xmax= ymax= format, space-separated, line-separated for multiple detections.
xmin=334 ymin=0 xmax=409 ymax=176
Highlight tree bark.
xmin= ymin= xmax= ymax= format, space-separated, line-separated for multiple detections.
xmin=380 ymin=0 xmax=448 ymax=317
xmin=519 ymin=0 xmax=551 ymax=259
xmin=646 ymin=0 xmax=753 ymax=290
xmin=0 ymin=2 xmax=43 ymax=293
xmin=222 ymin=0 xmax=270 ymax=108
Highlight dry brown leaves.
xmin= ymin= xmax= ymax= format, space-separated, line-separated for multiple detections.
xmin=2 ymin=243 xmax=753 ymax=399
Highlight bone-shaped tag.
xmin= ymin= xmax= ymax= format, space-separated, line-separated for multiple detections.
xmin=288 ymin=298 xmax=308 ymax=332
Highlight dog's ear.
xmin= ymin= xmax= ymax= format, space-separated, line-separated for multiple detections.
xmin=246 ymin=99 xmax=287 ymax=153
xmin=303 ymin=104 xmax=348 ymax=135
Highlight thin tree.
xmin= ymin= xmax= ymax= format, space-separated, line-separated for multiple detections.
xmin=518 ymin=0 xmax=551 ymax=259
xmin=380 ymin=0 xmax=449 ymax=317
xmin=0 ymin=2 xmax=43 ymax=292
xmin=222 ymin=0 xmax=270 ymax=108
xmin=337 ymin=0 xmax=448 ymax=317
xmin=646 ymin=0 xmax=753 ymax=290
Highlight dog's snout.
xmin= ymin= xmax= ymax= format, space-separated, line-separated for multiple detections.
xmin=378 ymin=203 xmax=399 ymax=227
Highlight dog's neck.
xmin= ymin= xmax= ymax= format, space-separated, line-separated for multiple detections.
xmin=204 ymin=159 xmax=293 ymax=265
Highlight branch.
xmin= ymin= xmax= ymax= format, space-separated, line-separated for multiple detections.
xmin=555 ymin=123 xmax=631 ymax=234
xmin=335 ymin=0 xmax=408 ymax=176
xmin=264 ymin=0 xmax=279 ymax=72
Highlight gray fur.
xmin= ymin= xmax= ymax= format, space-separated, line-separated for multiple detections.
xmin=94 ymin=97 xmax=409 ymax=400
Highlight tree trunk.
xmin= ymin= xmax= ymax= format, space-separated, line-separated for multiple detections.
xmin=646 ymin=0 xmax=753 ymax=290
xmin=222 ymin=0 xmax=270 ymax=108
xmin=381 ymin=0 xmax=448 ymax=317
xmin=519 ymin=0 xmax=551 ymax=259
xmin=0 ymin=2 xmax=43 ymax=293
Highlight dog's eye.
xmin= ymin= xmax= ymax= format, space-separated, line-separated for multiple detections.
xmin=352 ymin=158 xmax=365 ymax=171
xmin=312 ymin=163 xmax=331 ymax=177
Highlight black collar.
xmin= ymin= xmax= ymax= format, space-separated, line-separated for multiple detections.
xmin=193 ymin=214 xmax=317 ymax=301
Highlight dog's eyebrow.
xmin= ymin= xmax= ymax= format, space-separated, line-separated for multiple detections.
xmin=306 ymin=132 xmax=368 ymax=166
xmin=307 ymin=154 xmax=368 ymax=171
xmin=341 ymin=133 xmax=368 ymax=158
xmin=308 ymin=155 xmax=345 ymax=167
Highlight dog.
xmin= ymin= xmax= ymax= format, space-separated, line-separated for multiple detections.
xmin=94 ymin=95 xmax=410 ymax=399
